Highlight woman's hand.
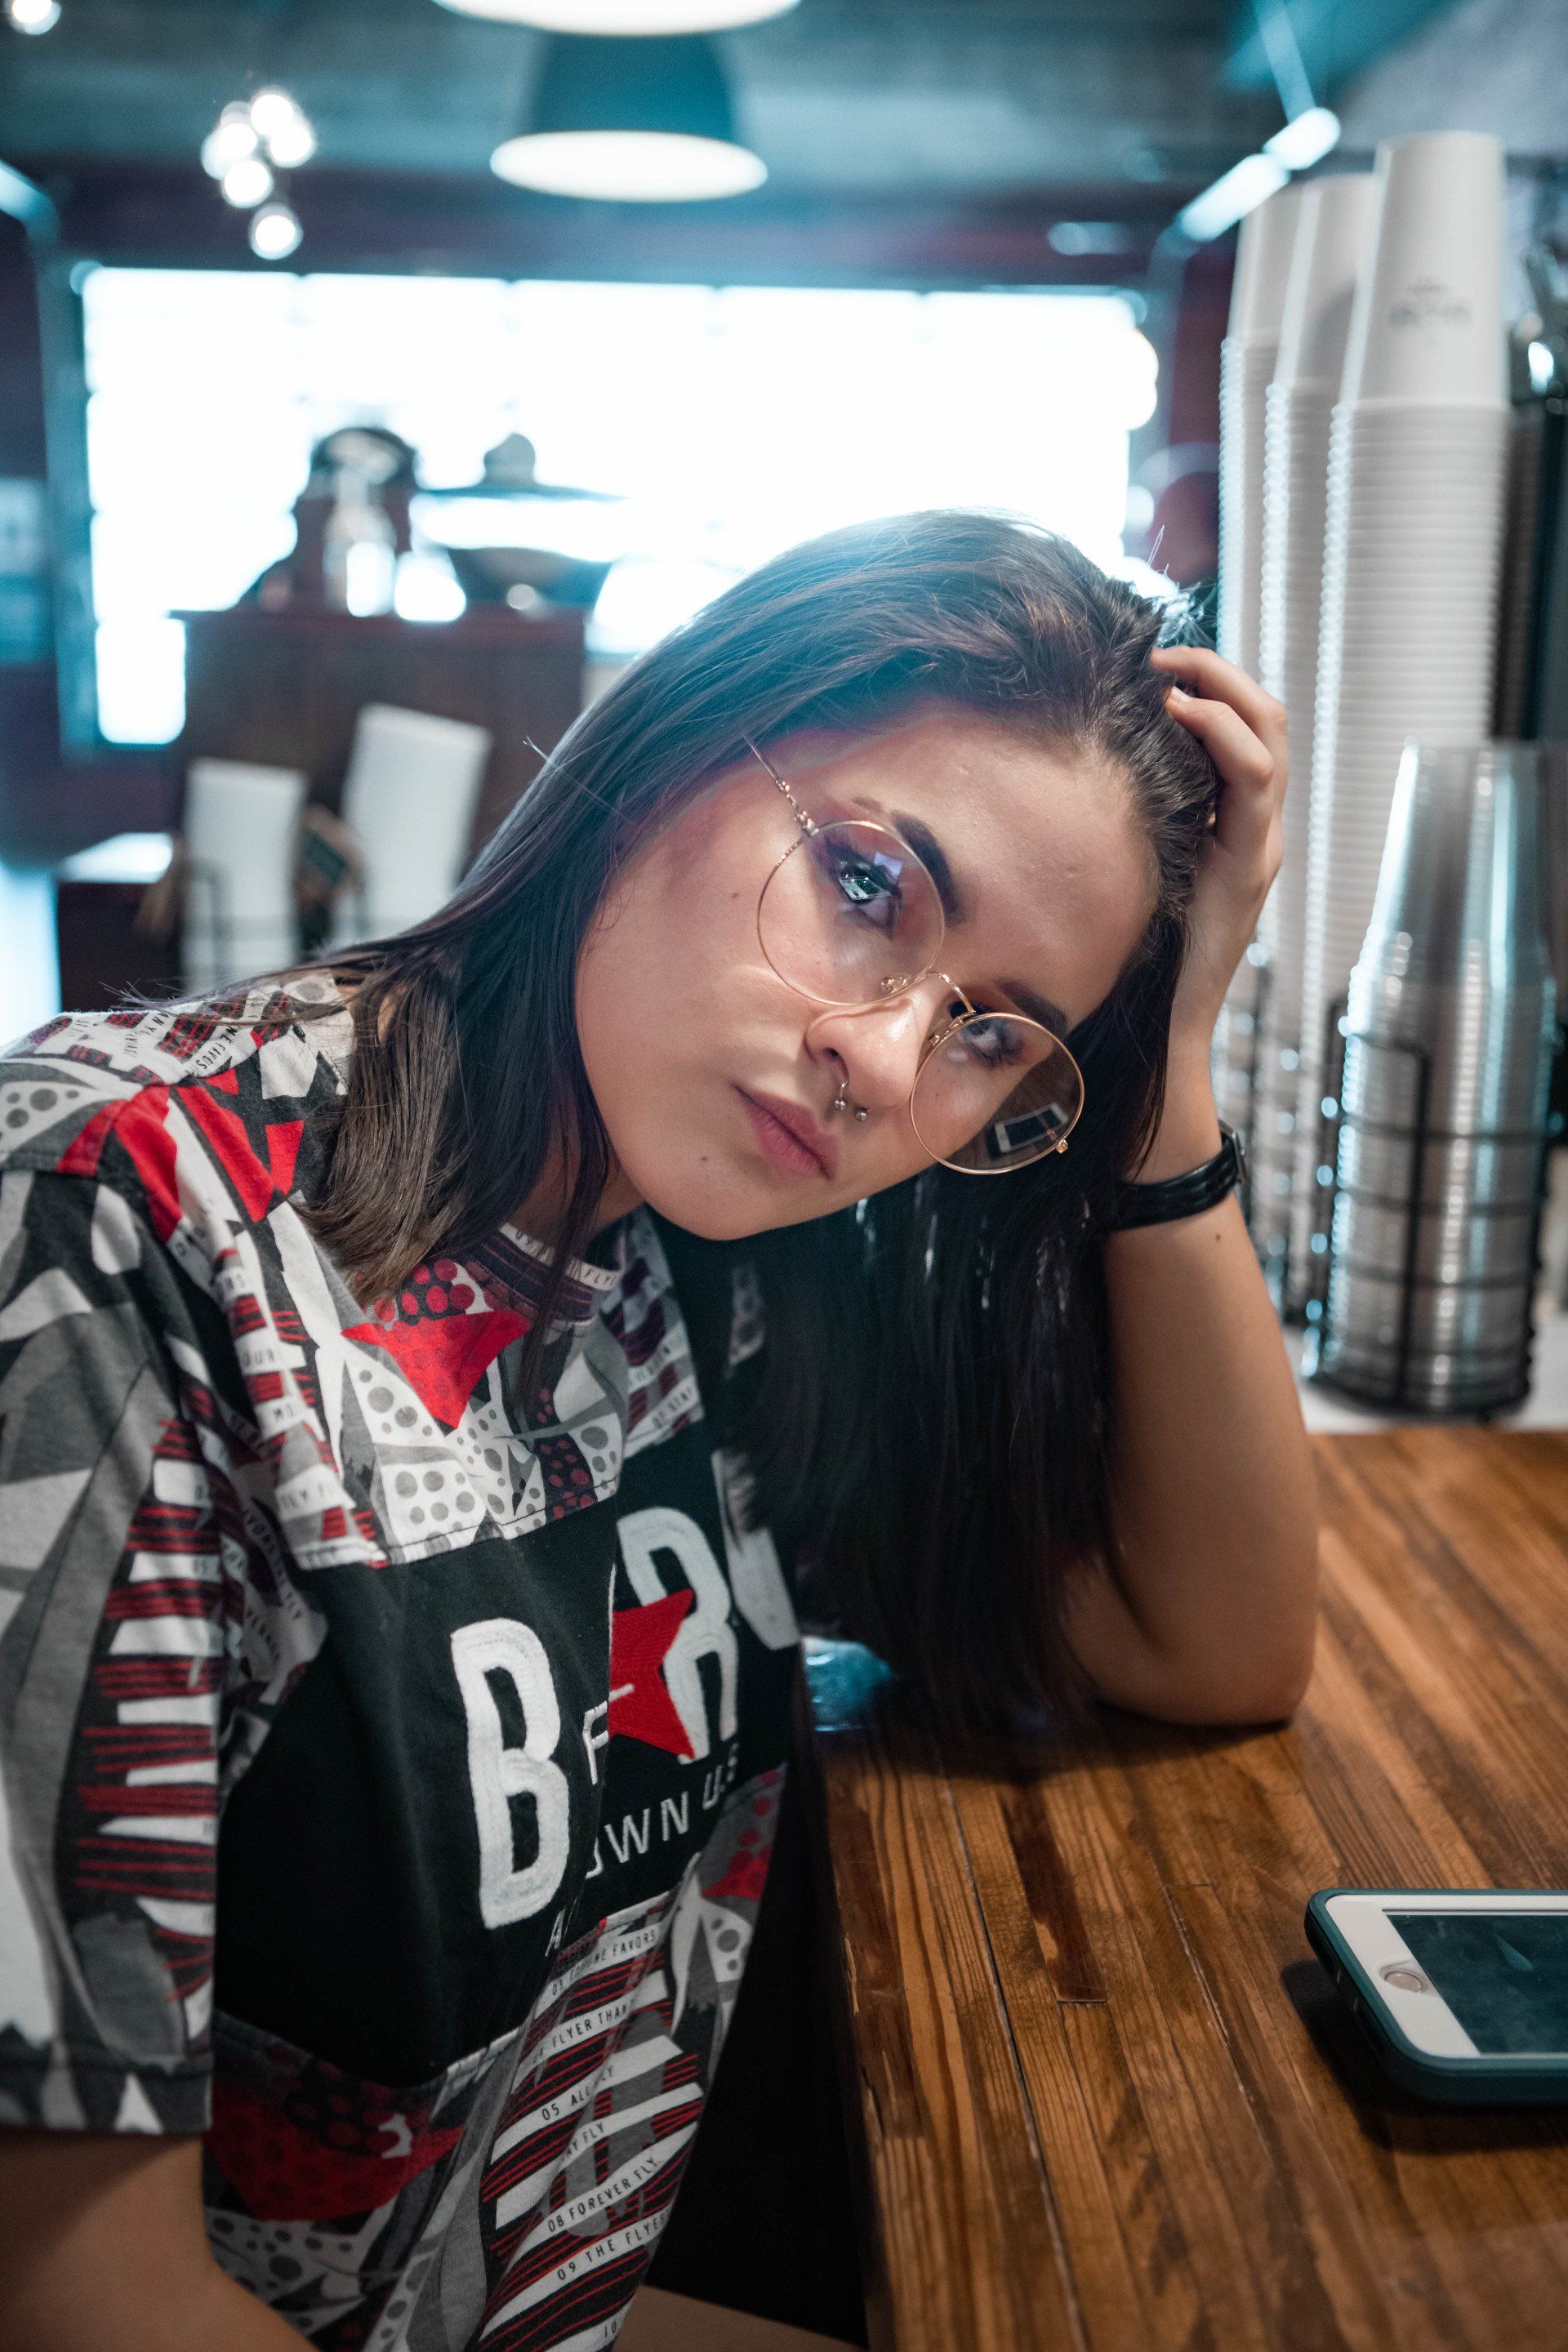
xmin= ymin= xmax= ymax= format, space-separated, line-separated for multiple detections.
xmin=1149 ymin=645 xmax=1288 ymax=1059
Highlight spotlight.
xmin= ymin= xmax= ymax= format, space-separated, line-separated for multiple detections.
xmin=6 ymin=0 xmax=62 ymax=32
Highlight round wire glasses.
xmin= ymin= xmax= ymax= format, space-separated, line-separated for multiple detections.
xmin=745 ymin=740 xmax=1085 ymax=1174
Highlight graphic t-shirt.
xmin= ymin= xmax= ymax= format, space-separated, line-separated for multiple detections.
xmin=0 ymin=982 xmax=800 ymax=2350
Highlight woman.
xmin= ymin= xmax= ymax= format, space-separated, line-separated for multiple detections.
xmin=0 ymin=511 xmax=1316 ymax=2350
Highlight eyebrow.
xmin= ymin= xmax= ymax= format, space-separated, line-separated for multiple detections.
xmin=883 ymin=805 xmax=1075 ymax=1040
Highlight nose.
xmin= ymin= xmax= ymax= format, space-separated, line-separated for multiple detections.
xmin=804 ymin=976 xmax=951 ymax=1118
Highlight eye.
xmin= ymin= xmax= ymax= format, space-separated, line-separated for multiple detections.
xmin=953 ymin=1005 xmax=1029 ymax=1071
xmin=821 ymin=839 xmax=902 ymax=933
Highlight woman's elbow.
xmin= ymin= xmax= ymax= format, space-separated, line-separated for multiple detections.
xmin=1121 ymin=1608 xmax=1319 ymax=1729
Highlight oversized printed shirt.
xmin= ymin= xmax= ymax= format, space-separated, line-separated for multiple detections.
xmin=0 ymin=982 xmax=799 ymax=2350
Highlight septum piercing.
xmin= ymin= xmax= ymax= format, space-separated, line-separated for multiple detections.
xmin=831 ymin=1076 xmax=870 ymax=1121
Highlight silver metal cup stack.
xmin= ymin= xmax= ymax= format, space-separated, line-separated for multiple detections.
xmin=1308 ymin=741 xmax=1561 ymax=1414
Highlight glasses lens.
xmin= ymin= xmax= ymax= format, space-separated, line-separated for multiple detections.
xmin=759 ymin=821 xmax=944 ymax=1008
xmin=911 ymin=1011 xmax=1083 ymax=1174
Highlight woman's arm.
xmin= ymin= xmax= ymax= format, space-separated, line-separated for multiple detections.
xmin=1064 ymin=644 xmax=1320 ymax=1726
xmin=1066 ymin=1049 xmax=1320 ymax=1724
xmin=0 ymin=2133 xmax=305 ymax=2350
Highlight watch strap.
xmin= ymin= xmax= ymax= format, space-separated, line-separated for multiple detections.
xmin=1109 ymin=1121 xmax=1246 ymax=1231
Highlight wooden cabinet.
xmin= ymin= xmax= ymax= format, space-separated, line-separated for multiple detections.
xmin=176 ymin=604 xmax=586 ymax=857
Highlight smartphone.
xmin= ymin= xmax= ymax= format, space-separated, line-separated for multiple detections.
xmin=1305 ymin=1887 xmax=1568 ymax=2104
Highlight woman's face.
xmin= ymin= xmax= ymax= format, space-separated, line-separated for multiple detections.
xmin=572 ymin=705 xmax=1159 ymax=1241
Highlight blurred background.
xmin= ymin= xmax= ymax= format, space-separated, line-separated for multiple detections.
xmin=2 ymin=0 xmax=1566 ymax=1419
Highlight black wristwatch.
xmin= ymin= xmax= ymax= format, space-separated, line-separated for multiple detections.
xmin=1108 ymin=1121 xmax=1246 ymax=1231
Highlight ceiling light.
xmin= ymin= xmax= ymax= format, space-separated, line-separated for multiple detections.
xmin=437 ymin=0 xmax=797 ymax=28
xmin=202 ymin=102 xmax=260 ymax=177
xmin=249 ymin=88 xmax=301 ymax=142
xmin=249 ymin=87 xmax=318 ymax=167
xmin=491 ymin=33 xmax=765 ymax=202
xmin=261 ymin=112 xmax=317 ymax=167
xmin=1178 ymin=151 xmax=1289 ymax=244
xmin=6 ymin=0 xmax=61 ymax=30
xmin=220 ymin=154 xmax=275 ymax=209
xmin=249 ymin=200 xmax=303 ymax=260
xmin=1264 ymin=106 xmax=1341 ymax=172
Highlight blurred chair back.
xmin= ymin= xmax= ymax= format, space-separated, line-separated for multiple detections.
xmin=183 ymin=759 xmax=308 ymax=994
xmin=336 ymin=703 xmax=492 ymax=943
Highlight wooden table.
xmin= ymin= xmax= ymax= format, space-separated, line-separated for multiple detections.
xmin=802 ymin=1430 xmax=1568 ymax=2352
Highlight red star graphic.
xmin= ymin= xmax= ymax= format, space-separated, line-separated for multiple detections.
xmin=608 ymin=1591 xmax=695 ymax=1757
xmin=341 ymin=1309 xmax=527 ymax=1428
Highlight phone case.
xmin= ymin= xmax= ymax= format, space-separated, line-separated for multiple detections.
xmin=1306 ymin=1888 xmax=1568 ymax=2105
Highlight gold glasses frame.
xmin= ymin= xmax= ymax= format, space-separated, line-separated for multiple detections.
xmin=743 ymin=739 xmax=1085 ymax=1172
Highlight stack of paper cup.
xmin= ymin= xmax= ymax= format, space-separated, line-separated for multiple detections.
xmin=1218 ymin=180 xmax=1310 ymax=678
xmin=1245 ymin=175 xmax=1379 ymax=1290
xmin=1211 ymin=182 xmax=1308 ymax=1155
xmin=1289 ymin=131 xmax=1510 ymax=1312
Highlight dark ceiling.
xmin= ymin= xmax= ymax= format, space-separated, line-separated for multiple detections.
xmin=0 ymin=0 xmax=1457 ymax=199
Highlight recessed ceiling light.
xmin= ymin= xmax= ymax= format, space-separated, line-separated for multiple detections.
xmin=250 ymin=200 xmax=304 ymax=260
xmin=202 ymin=102 xmax=260 ymax=178
xmin=492 ymin=33 xmax=765 ymax=202
xmin=220 ymin=155 xmax=275 ymax=209
xmin=439 ymin=0 xmax=797 ymax=29
xmin=248 ymin=89 xmax=318 ymax=167
xmin=6 ymin=0 xmax=62 ymax=31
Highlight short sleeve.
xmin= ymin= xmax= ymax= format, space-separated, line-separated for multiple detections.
xmin=0 ymin=1168 xmax=220 ymax=2135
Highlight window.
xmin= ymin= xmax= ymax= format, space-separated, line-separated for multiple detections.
xmin=82 ymin=269 xmax=1157 ymax=746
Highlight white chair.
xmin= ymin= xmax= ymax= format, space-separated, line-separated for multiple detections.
xmin=182 ymin=760 xmax=308 ymax=993
xmin=336 ymin=704 xmax=492 ymax=942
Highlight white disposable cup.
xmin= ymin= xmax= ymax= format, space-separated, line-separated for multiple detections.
xmin=1230 ymin=178 xmax=1312 ymax=343
xmin=1275 ymin=174 xmax=1381 ymax=394
xmin=1340 ymin=131 xmax=1507 ymax=408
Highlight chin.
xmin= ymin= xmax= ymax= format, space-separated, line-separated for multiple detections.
xmin=629 ymin=1142 xmax=832 ymax=1244
xmin=636 ymin=1172 xmax=787 ymax=1244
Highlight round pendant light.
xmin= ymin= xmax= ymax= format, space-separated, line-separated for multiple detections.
xmin=491 ymin=33 xmax=765 ymax=201
xmin=439 ymin=1 xmax=796 ymax=29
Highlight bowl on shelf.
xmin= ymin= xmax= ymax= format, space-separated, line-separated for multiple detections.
xmin=443 ymin=546 xmax=614 ymax=612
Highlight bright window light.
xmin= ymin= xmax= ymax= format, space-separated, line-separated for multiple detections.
xmin=82 ymin=270 xmax=1150 ymax=742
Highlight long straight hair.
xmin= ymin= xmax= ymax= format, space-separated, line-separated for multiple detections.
xmin=304 ymin=513 xmax=1217 ymax=1727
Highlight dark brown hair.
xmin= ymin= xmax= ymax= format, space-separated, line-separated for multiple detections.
xmin=308 ymin=510 xmax=1216 ymax=1727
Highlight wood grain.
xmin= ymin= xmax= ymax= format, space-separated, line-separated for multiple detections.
xmin=801 ymin=1432 xmax=1568 ymax=2352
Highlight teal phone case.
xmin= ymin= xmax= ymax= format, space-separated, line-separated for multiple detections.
xmin=1305 ymin=1888 xmax=1568 ymax=2105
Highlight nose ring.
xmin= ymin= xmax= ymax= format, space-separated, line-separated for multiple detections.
xmin=831 ymin=1076 xmax=869 ymax=1121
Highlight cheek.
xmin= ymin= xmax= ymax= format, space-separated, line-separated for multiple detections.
xmin=572 ymin=834 xmax=771 ymax=1134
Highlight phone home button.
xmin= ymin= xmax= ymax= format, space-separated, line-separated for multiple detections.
xmin=1379 ymin=1962 xmax=1431 ymax=1993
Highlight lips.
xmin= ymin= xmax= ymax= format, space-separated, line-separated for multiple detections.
xmin=740 ymin=1089 xmax=840 ymax=1180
